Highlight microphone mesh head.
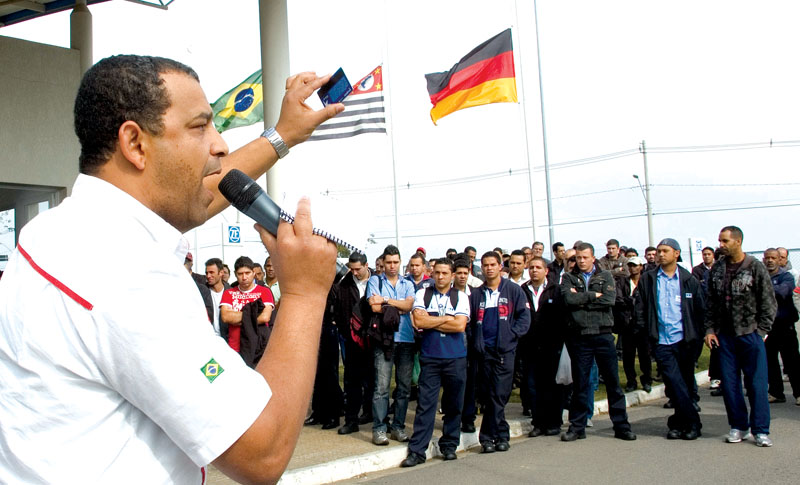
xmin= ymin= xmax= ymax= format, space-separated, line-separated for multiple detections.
xmin=218 ymin=169 xmax=261 ymax=211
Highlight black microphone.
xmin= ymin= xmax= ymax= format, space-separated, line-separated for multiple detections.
xmin=218 ymin=169 xmax=360 ymax=253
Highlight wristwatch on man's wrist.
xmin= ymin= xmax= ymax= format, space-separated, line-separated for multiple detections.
xmin=383 ymin=296 xmax=389 ymax=303
xmin=261 ymin=127 xmax=289 ymax=159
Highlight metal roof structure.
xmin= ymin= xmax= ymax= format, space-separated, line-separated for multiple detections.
xmin=0 ymin=0 xmax=174 ymax=27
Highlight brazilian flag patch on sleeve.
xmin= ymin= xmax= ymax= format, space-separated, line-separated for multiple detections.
xmin=201 ymin=358 xmax=224 ymax=383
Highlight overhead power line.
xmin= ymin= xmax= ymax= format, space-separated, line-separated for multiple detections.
xmin=325 ymin=138 xmax=800 ymax=197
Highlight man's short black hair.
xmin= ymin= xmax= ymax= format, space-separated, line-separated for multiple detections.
xmin=702 ymin=246 xmax=715 ymax=253
xmin=382 ymin=245 xmax=400 ymax=258
xmin=253 ymin=263 xmax=263 ymax=270
xmin=433 ymin=258 xmax=455 ymax=272
xmin=645 ymin=246 xmax=657 ymax=253
xmin=721 ymin=225 xmax=744 ymax=242
xmin=552 ymin=242 xmax=564 ymax=252
xmin=481 ymin=251 xmax=502 ymax=265
xmin=349 ymin=252 xmax=368 ymax=265
xmin=576 ymin=242 xmax=595 ymax=255
xmin=532 ymin=241 xmax=544 ymax=248
xmin=234 ymin=256 xmax=255 ymax=271
xmin=464 ymin=245 xmax=477 ymax=253
xmin=493 ymin=247 xmax=503 ymax=253
xmin=74 ymin=55 xmax=199 ymax=175
xmin=510 ymin=249 xmax=525 ymax=257
xmin=454 ymin=256 xmax=471 ymax=271
xmin=606 ymin=239 xmax=620 ymax=247
xmin=205 ymin=258 xmax=223 ymax=271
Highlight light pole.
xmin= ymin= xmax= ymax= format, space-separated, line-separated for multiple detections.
xmin=633 ymin=172 xmax=654 ymax=248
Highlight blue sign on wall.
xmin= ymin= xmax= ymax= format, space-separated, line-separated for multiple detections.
xmin=228 ymin=225 xmax=241 ymax=244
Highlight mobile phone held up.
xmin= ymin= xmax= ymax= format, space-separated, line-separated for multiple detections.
xmin=318 ymin=68 xmax=352 ymax=106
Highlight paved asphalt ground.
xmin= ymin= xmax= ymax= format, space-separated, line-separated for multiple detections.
xmin=351 ymin=386 xmax=800 ymax=484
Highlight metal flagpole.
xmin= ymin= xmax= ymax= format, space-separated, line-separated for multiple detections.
xmin=532 ymin=0 xmax=556 ymax=254
xmin=383 ymin=0 xmax=401 ymax=250
xmin=510 ymin=4 xmax=537 ymax=244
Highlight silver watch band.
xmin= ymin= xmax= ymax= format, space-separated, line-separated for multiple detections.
xmin=261 ymin=127 xmax=289 ymax=159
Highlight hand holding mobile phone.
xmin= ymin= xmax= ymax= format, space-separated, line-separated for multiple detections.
xmin=318 ymin=68 xmax=352 ymax=106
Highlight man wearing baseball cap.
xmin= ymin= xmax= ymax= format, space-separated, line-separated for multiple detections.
xmin=635 ymin=238 xmax=705 ymax=440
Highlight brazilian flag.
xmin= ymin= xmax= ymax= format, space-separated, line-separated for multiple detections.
xmin=211 ymin=70 xmax=263 ymax=133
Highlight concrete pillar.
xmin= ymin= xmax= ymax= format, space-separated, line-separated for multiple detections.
xmin=258 ymin=0 xmax=290 ymax=200
xmin=70 ymin=0 xmax=93 ymax=74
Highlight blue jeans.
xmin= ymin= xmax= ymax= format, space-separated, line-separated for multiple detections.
xmin=372 ymin=342 xmax=414 ymax=432
xmin=718 ymin=332 xmax=770 ymax=434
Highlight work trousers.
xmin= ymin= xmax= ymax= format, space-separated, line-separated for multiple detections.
xmin=342 ymin=337 xmax=374 ymax=424
xmin=531 ymin=343 xmax=565 ymax=431
xmin=621 ymin=329 xmax=652 ymax=387
xmin=461 ymin=348 xmax=482 ymax=428
xmin=311 ymin=324 xmax=344 ymax=423
xmin=478 ymin=348 xmax=515 ymax=444
xmin=408 ymin=357 xmax=467 ymax=456
xmin=653 ymin=340 xmax=702 ymax=432
xmin=765 ymin=323 xmax=800 ymax=400
xmin=566 ymin=333 xmax=631 ymax=435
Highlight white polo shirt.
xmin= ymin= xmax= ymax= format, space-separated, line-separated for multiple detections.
xmin=0 ymin=175 xmax=271 ymax=484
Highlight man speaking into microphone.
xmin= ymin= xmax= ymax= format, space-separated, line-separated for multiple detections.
xmin=0 ymin=55 xmax=342 ymax=484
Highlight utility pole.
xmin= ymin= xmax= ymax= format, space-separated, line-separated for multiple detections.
xmin=639 ymin=140 xmax=655 ymax=247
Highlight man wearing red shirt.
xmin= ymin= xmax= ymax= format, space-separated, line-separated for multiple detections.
xmin=221 ymin=256 xmax=274 ymax=353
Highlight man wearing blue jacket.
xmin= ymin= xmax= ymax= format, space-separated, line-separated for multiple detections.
xmin=763 ymin=248 xmax=800 ymax=405
xmin=468 ymin=251 xmax=530 ymax=453
xmin=561 ymin=242 xmax=636 ymax=442
xmin=635 ymin=239 xmax=705 ymax=439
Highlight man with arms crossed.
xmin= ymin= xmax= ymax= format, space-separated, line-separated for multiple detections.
xmin=0 ymin=55 xmax=341 ymax=484
xmin=401 ymin=259 xmax=469 ymax=467
xmin=560 ymin=242 xmax=636 ymax=442
xmin=705 ymin=226 xmax=776 ymax=446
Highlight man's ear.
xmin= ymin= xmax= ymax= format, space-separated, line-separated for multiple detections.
xmin=117 ymin=121 xmax=149 ymax=171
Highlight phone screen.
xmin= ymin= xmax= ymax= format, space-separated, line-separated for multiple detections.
xmin=318 ymin=68 xmax=353 ymax=106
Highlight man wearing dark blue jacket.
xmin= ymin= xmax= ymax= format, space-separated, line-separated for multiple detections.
xmin=468 ymin=251 xmax=530 ymax=453
xmin=763 ymin=248 xmax=800 ymax=405
xmin=636 ymin=239 xmax=705 ymax=439
xmin=561 ymin=242 xmax=636 ymax=442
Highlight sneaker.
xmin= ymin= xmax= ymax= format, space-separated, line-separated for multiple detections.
xmin=390 ymin=428 xmax=410 ymax=442
xmin=754 ymin=434 xmax=773 ymax=447
xmin=709 ymin=379 xmax=721 ymax=390
xmin=372 ymin=430 xmax=389 ymax=446
xmin=768 ymin=394 xmax=786 ymax=404
xmin=725 ymin=428 xmax=751 ymax=443
xmin=586 ymin=419 xmax=593 ymax=428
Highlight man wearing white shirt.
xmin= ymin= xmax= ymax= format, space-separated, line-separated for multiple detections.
xmin=205 ymin=257 xmax=230 ymax=340
xmin=508 ymin=249 xmax=530 ymax=286
xmin=0 ymin=55 xmax=341 ymax=484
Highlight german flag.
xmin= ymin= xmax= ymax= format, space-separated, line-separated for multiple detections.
xmin=425 ymin=28 xmax=517 ymax=125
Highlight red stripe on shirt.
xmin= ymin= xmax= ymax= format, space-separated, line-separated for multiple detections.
xmin=201 ymin=466 xmax=206 ymax=484
xmin=17 ymin=245 xmax=94 ymax=311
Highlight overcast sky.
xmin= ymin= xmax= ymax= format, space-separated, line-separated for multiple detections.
xmin=4 ymin=0 xmax=800 ymax=268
